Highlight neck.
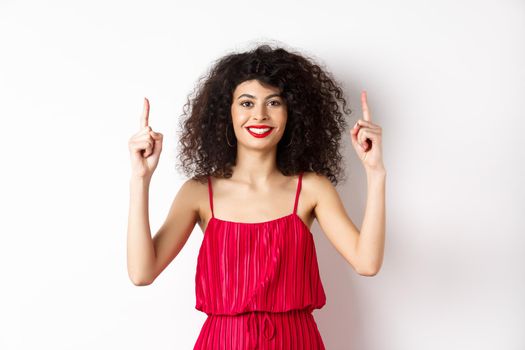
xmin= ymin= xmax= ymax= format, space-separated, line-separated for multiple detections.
xmin=232 ymin=145 xmax=280 ymax=183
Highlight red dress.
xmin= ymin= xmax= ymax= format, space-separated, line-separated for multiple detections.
xmin=194 ymin=172 xmax=327 ymax=349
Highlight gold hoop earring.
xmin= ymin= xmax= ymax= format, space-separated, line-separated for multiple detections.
xmin=226 ymin=124 xmax=236 ymax=147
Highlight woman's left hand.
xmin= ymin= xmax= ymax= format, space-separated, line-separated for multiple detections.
xmin=350 ymin=91 xmax=385 ymax=173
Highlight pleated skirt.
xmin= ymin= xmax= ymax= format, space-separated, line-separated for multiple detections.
xmin=194 ymin=309 xmax=325 ymax=350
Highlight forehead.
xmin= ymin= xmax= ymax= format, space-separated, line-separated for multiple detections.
xmin=233 ymin=79 xmax=281 ymax=96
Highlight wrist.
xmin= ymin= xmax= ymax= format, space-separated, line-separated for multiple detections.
xmin=130 ymin=174 xmax=152 ymax=185
xmin=366 ymin=168 xmax=386 ymax=179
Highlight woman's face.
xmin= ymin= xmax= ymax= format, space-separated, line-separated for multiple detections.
xmin=230 ymin=79 xmax=287 ymax=149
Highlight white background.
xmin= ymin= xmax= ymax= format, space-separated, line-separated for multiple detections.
xmin=0 ymin=0 xmax=523 ymax=349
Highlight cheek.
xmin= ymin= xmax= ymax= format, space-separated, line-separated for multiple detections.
xmin=230 ymin=107 xmax=243 ymax=124
xmin=278 ymin=115 xmax=288 ymax=130
xmin=231 ymin=109 xmax=251 ymax=132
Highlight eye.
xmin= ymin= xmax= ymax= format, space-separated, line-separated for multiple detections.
xmin=240 ymin=100 xmax=282 ymax=107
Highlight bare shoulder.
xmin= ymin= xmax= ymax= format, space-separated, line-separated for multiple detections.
xmin=177 ymin=177 xmax=201 ymax=201
xmin=180 ymin=177 xmax=208 ymax=221
xmin=302 ymin=171 xmax=335 ymax=210
xmin=299 ymin=171 xmax=335 ymax=226
xmin=181 ymin=177 xmax=205 ymax=195
xmin=184 ymin=177 xmax=213 ymax=229
xmin=162 ymin=177 xmax=203 ymax=225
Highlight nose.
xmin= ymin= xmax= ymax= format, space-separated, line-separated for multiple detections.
xmin=252 ymin=104 xmax=270 ymax=121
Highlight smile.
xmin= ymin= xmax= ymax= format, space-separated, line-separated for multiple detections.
xmin=245 ymin=127 xmax=274 ymax=138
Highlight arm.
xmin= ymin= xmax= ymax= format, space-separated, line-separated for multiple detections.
xmin=311 ymin=170 xmax=386 ymax=276
xmin=126 ymin=175 xmax=155 ymax=286
xmin=357 ymin=170 xmax=386 ymax=275
xmin=346 ymin=90 xmax=386 ymax=275
xmin=127 ymin=177 xmax=199 ymax=285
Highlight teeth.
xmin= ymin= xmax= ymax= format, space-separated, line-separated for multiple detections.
xmin=248 ymin=127 xmax=271 ymax=134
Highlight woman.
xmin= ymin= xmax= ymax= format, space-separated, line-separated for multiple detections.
xmin=127 ymin=44 xmax=386 ymax=349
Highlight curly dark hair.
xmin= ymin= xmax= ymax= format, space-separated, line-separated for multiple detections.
xmin=175 ymin=43 xmax=352 ymax=186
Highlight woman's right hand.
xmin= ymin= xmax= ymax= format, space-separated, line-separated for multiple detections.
xmin=128 ymin=97 xmax=163 ymax=180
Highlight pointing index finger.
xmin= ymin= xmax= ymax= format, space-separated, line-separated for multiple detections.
xmin=141 ymin=97 xmax=150 ymax=129
xmin=361 ymin=90 xmax=372 ymax=121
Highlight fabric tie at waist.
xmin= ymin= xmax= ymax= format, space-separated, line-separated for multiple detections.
xmin=246 ymin=311 xmax=275 ymax=348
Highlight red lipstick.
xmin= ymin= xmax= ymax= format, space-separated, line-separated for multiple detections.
xmin=245 ymin=126 xmax=274 ymax=138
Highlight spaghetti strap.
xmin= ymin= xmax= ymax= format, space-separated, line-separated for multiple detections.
xmin=293 ymin=172 xmax=303 ymax=215
xmin=207 ymin=176 xmax=214 ymax=218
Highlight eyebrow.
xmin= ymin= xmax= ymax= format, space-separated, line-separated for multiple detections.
xmin=237 ymin=93 xmax=282 ymax=100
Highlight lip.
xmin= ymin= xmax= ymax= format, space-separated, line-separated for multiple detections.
xmin=245 ymin=126 xmax=274 ymax=138
xmin=245 ymin=124 xmax=273 ymax=128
